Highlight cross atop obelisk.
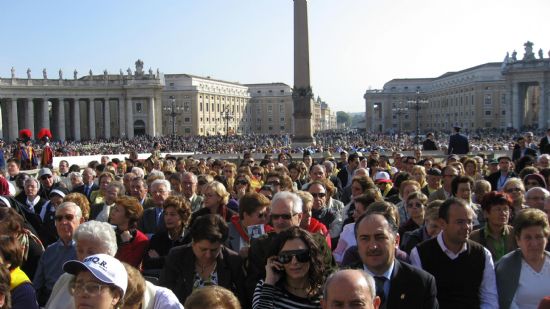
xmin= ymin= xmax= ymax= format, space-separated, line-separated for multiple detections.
xmin=292 ymin=0 xmax=315 ymax=145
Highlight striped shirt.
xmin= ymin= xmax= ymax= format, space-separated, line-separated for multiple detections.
xmin=253 ymin=280 xmax=320 ymax=309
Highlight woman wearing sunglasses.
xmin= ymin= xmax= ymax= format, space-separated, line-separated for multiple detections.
xmin=253 ymin=227 xmax=325 ymax=309
xmin=398 ymin=191 xmax=428 ymax=237
xmin=230 ymin=175 xmax=254 ymax=208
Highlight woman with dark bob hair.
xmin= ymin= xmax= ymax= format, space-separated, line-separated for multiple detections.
xmin=159 ymin=214 xmax=246 ymax=306
xmin=144 ymin=195 xmax=192 ymax=271
xmin=495 ymin=208 xmax=550 ymax=309
xmin=253 ymin=226 xmax=325 ymax=308
xmin=109 ymin=196 xmax=148 ymax=268
xmin=470 ymin=191 xmax=517 ymax=262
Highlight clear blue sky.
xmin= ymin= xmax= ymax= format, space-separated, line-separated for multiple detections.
xmin=1 ymin=0 xmax=549 ymax=113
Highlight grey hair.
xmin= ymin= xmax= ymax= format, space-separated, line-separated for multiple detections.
xmin=353 ymin=168 xmax=369 ymax=177
xmin=148 ymin=170 xmax=165 ymax=180
xmin=73 ymin=221 xmax=118 ymax=256
xmin=107 ymin=181 xmax=125 ymax=196
xmin=538 ymin=154 xmax=550 ymax=163
xmin=182 ymin=172 xmax=198 ymax=183
xmin=69 ymin=172 xmax=82 ymax=181
xmin=56 ymin=202 xmax=82 ymax=219
xmin=271 ymin=191 xmax=302 ymax=214
xmin=131 ymin=167 xmax=145 ymax=178
xmin=323 ymin=269 xmax=376 ymax=301
xmin=323 ymin=160 xmax=334 ymax=170
xmin=151 ymin=179 xmax=171 ymax=192
xmin=525 ymin=187 xmax=550 ymax=199
xmin=24 ymin=177 xmax=40 ymax=190
xmin=83 ymin=167 xmax=96 ymax=177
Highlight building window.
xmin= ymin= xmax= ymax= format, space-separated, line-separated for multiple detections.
xmin=501 ymin=110 xmax=506 ymax=115
xmin=485 ymin=111 xmax=491 ymax=115
xmin=136 ymin=103 xmax=142 ymax=113
xmin=484 ymin=94 xmax=492 ymax=105
xmin=184 ymin=117 xmax=190 ymax=122
xmin=268 ymin=126 xmax=273 ymax=131
xmin=184 ymin=102 xmax=190 ymax=112
xmin=280 ymin=117 xmax=285 ymax=121
xmin=280 ymin=126 xmax=285 ymax=130
xmin=268 ymin=118 xmax=273 ymax=122
xmin=206 ymin=103 xmax=209 ymax=112
xmin=184 ymin=128 xmax=191 ymax=133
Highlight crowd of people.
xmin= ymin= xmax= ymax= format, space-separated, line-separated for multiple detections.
xmin=0 ymin=128 xmax=550 ymax=308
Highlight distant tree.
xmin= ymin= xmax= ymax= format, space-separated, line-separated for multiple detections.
xmin=336 ymin=111 xmax=351 ymax=127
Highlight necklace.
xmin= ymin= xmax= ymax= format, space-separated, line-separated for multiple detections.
xmin=196 ymin=261 xmax=217 ymax=277
xmin=285 ymin=282 xmax=310 ymax=292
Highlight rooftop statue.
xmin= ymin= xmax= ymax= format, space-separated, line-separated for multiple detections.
xmin=59 ymin=69 xmax=63 ymax=80
xmin=135 ymin=59 xmax=144 ymax=76
xmin=43 ymin=68 xmax=47 ymax=79
xmin=74 ymin=69 xmax=78 ymax=80
xmin=539 ymin=48 xmax=544 ymax=60
xmin=11 ymin=67 xmax=15 ymax=79
xmin=27 ymin=68 xmax=31 ymax=79
xmin=522 ymin=41 xmax=536 ymax=61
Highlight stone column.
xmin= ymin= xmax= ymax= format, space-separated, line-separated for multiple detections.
xmin=292 ymin=0 xmax=314 ymax=145
xmin=104 ymin=98 xmax=111 ymax=139
xmin=539 ymin=82 xmax=547 ymax=129
xmin=72 ymin=99 xmax=81 ymax=141
xmin=512 ymin=83 xmax=520 ymax=129
xmin=9 ymin=98 xmax=18 ymax=142
xmin=147 ymin=96 xmax=156 ymax=136
xmin=25 ymin=98 xmax=35 ymax=135
xmin=88 ymin=99 xmax=96 ymax=140
xmin=41 ymin=97 xmax=50 ymax=131
xmin=57 ymin=98 xmax=66 ymax=141
xmin=126 ymin=97 xmax=134 ymax=139
xmin=118 ymin=97 xmax=126 ymax=138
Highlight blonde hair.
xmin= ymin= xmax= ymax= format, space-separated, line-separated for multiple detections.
xmin=184 ymin=285 xmax=241 ymax=309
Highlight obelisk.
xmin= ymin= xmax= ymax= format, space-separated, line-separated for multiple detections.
xmin=292 ymin=0 xmax=315 ymax=145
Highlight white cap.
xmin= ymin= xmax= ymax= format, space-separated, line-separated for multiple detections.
xmin=63 ymin=254 xmax=127 ymax=296
xmin=374 ymin=171 xmax=392 ymax=183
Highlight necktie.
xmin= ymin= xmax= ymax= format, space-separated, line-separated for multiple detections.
xmin=85 ymin=186 xmax=91 ymax=197
xmin=374 ymin=276 xmax=387 ymax=305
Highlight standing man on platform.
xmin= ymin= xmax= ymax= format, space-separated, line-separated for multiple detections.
xmin=447 ymin=126 xmax=469 ymax=155
xmin=422 ymin=133 xmax=438 ymax=151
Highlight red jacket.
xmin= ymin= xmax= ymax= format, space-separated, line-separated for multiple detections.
xmin=116 ymin=229 xmax=149 ymax=269
xmin=307 ymin=218 xmax=331 ymax=249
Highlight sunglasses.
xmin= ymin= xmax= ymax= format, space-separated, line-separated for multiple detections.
xmin=271 ymin=213 xmax=294 ymax=220
xmin=267 ymin=181 xmax=281 ymax=186
xmin=236 ymin=180 xmax=248 ymax=185
xmin=55 ymin=214 xmax=75 ymax=222
xmin=310 ymin=192 xmax=326 ymax=198
xmin=277 ymin=249 xmax=310 ymax=264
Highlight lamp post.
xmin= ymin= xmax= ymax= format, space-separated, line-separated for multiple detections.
xmin=407 ymin=88 xmax=429 ymax=147
xmin=163 ymin=96 xmax=183 ymax=136
xmin=392 ymin=101 xmax=408 ymax=137
xmin=223 ymin=107 xmax=233 ymax=141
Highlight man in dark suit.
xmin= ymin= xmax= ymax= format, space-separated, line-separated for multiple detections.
xmin=447 ymin=126 xmax=469 ymax=155
xmin=422 ymin=132 xmax=438 ymax=151
xmin=337 ymin=152 xmax=361 ymax=187
xmin=353 ymin=211 xmax=438 ymax=309
xmin=539 ymin=128 xmax=550 ymax=154
xmin=138 ymin=179 xmax=170 ymax=235
xmin=512 ymin=136 xmax=537 ymax=162
xmin=485 ymin=156 xmax=517 ymax=191
xmin=71 ymin=167 xmax=98 ymax=201
xmin=322 ymin=269 xmax=381 ymax=309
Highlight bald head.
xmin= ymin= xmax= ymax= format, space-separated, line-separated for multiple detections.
xmin=322 ymin=269 xmax=380 ymax=309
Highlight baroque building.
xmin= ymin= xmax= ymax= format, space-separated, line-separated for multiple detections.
xmin=364 ymin=41 xmax=550 ymax=133
xmin=0 ymin=60 xmax=338 ymax=141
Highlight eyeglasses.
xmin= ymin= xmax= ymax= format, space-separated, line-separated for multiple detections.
xmin=236 ymin=180 xmax=248 ymax=185
xmin=55 ymin=214 xmax=75 ymax=222
xmin=505 ymin=187 xmax=522 ymax=193
xmin=253 ymin=172 xmax=262 ymax=176
xmin=271 ymin=213 xmax=295 ymax=220
xmin=277 ymin=249 xmax=310 ymax=264
xmin=407 ymin=202 xmax=423 ymax=209
xmin=526 ymin=181 xmax=541 ymax=187
xmin=70 ymin=281 xmax=109 ymax=296
xmin=443 ymin=174 xmax=457 ymax=178
xmin=267 ymin=181 xmax=281 ymax=186
xmin=310 ymin=192 xmax=326 ymax=198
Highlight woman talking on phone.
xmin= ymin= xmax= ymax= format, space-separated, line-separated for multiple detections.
xmin=252 ymin=227 xmax=325 ymax=309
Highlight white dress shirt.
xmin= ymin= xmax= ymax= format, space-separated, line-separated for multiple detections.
xmin=410 ymin=232 xmax=498 ymax=309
